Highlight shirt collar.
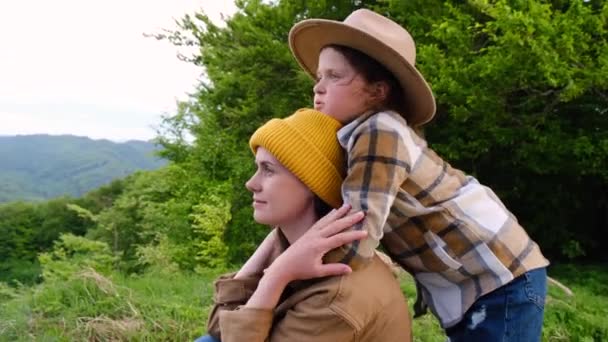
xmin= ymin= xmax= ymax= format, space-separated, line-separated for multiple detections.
xmin=337 ymin=110 xmax=376 ymax=148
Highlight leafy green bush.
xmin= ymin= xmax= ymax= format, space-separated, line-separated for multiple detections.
xmin=191 ymin=193 xmax=231 ymax=270
xmin=38 ymin=234 xmax=116 ymax=282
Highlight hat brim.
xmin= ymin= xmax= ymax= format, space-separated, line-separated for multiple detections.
xmin=289 ymin=19 xmax=436 ymax=126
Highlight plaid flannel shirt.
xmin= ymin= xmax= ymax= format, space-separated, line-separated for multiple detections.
xmin=324 ymin=110 xmax=549 ymax=328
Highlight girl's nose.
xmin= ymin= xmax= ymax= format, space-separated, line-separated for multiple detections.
xmin=313 ymin=79 xmax=325 ymax=94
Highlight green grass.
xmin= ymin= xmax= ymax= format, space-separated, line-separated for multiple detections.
xmin=397 ymin=263 xmax=608 ymax=341
xmin=0 ymin=268 xmax=226 ymax=341
xmin=543 ymin=264 xmax=608 ymax=341
xmin=0 ymin=264 xmax=606 ymax=341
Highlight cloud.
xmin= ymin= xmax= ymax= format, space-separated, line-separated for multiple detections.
xmin=0 ymin=0 xmax=237 ymax=141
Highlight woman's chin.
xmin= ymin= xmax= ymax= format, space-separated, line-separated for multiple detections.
xmin=253 ymin=212 xmax=275 ymax=226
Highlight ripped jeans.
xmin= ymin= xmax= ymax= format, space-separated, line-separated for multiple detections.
xmin=445 ymin=267 xmax=547 ymax=342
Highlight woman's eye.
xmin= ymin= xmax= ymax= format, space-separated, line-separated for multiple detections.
xmin=262 ymin=165 xmax=273 ymax=175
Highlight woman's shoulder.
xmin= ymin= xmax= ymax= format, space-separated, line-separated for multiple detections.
xmin=273 ymin=256 xmax=410 ymax=336
xmin=337 ymin=256 xmax=410 ymax=329
xmin=304 ymin=256 xmax=408 ymax=318
xmin=335 ymin=255 xmax=406 ymax=303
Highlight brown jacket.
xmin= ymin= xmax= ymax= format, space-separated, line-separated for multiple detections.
xmin=207 ymin=254 xmax=411 ymax=342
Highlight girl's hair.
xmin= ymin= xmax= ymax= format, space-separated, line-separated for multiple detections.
xmin=313 ymin=195 xmax=333 ymax=218
xmin=325 ymin=44 xmax=406 ymax=114
xmin=325 ymin=44 xmax=425 ymax=136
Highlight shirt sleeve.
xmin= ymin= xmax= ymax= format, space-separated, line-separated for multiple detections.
xmin=325 ymin=117 xmax=410 ymax=270
xmin=206 ymin=272 xmax=262 ymax=340
xmin=219 ymin=297 xmax=357 ymax=342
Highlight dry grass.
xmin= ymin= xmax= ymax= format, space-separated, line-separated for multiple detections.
xmin=76 ymin=268 xmax=118 ymax=296
xmin=79 ymin=316 xmax=144 ymax=341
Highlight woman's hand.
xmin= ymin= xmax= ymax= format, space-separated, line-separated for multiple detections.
xmin=245 ymin=205 xmax=366 ymax=310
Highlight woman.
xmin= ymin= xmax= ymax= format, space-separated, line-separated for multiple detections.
xmin=199 ymin=109 xmax=411 ymax=342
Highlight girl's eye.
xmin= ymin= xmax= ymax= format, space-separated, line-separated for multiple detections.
xmin=315 ymin=72 xmax=340 ymax=83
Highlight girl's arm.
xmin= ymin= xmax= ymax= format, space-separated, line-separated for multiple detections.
xmin=327 ymin=113 xmax=411 ymax=269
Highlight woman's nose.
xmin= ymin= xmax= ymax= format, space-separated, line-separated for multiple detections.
xmin=245 ymin=173 xmax=260 ymax=192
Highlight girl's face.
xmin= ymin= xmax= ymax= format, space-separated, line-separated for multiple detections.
xmin=245 ymin=147 xmax=316 ymax=227
xmin=313 ymin=47 xmax=373 ymax=124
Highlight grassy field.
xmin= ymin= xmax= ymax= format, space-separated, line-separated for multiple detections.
xmin=1 ymin=264 xmax=606 ymax=341
xmin=398 ymin=264 xmax=608 ymax=341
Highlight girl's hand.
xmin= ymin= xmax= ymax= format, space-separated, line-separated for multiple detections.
xmin=264 ymin=204 xmax=366 ymax=285
xmin=245 ymin=205 xmax=366 ymax=310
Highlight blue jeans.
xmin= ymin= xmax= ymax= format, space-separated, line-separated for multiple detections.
xmin=194 ymin=335 xmax=219 ymax=342
xmin=445 ymin=267 xmax=547 ymax=342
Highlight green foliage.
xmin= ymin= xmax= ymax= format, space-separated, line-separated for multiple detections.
xmin=191 ymin=190 xmax=231 ymax=270
xmin=543 ymin=264 xmax=608 ymax=341
xmin=401 ymin=263 xmax=608 ymax=341
xmin=397 ymin=272 xmax=445 ymax=341
xmin=38 ymin=234 xmax=117 ymax=281
xmin=0 ymin=197 xmax=95 ymax=284
xmin=66 ymin=203 xmax=98 ymax=223
xmin=0 ymin=260 xmax=41 ymax=286
xmin=87 ymin=168 xmax=190 ymax=272
xmin=387 ymin=0 xmax=608 ymax=260
xmin=83 ymin=166 xmax=236 ymax=273
xmin=153 ymin=0 xmax=376 ymax=264
xmin=0 ymin=225 xmax=226 ymax=341
xmin=135 ymin=234 xmax=181 ymax=275
xmin=0 ymin=1 xmax=606 ymax=340
xmin=2 ymin=263 xmax=605 ymax=341
xmin=0 ymin=134 xmax=166 ymax=203
xmin=0 ymin=268 xmax=226 ymax=341
xmin=151 ymin=0 xmax=608 ymax=262
xmin=0 ymin=282 xmax=20 ymax=302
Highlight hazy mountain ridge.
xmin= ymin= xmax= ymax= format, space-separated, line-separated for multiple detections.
xmin=0 ymin=134 xmax=166 ymax=202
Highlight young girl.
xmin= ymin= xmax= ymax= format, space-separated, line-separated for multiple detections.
xmin=288 ymin=9 xmax=549 ymax=341
xmin=200 ymin=109 xmax=412 ymax=342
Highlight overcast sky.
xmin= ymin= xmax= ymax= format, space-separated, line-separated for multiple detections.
xmin=0 ymin=0 xmax=237 ymax=141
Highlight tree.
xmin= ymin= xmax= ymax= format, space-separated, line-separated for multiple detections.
xmin=156 ymin=0 xmax=607 ymax=262
xmin=0 ymin=197 xmax=95 ymax=284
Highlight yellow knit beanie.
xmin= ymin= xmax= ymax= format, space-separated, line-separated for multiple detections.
xmin=249 ymin=108 xmax=345 ymax=209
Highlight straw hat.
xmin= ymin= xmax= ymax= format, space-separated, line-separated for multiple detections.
xmin=289 ymin=9 xmax=436 ymax=126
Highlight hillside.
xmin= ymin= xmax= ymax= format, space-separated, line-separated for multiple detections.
xmin=0 ymin=134 xmax=166 ymax=202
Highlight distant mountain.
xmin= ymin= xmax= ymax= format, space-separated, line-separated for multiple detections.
xmin=0 ymin=134 xmax=167 ymax=202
